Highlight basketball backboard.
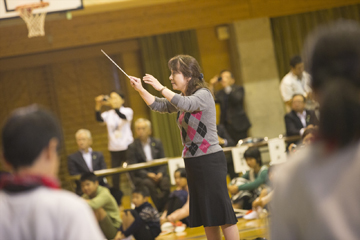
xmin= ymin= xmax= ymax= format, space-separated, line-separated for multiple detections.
xmin=0 ymin=0 xmax=83 ymax=20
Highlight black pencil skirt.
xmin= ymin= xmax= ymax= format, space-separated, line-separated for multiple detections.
xmin=184 ymin=150 xmax=238 ymax=227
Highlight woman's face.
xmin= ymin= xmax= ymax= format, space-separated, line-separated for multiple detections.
xmin=169 ymin=70 xmax=190 ymax=94
xmin=174 ymin=171 xmax=187 ymax=188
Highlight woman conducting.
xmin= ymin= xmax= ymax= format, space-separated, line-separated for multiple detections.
xmin=129 ymin=55 xmax=239 ymax=240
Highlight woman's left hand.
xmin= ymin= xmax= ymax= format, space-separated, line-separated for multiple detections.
xmin=143 ymin=74 xmax=164 ymax=91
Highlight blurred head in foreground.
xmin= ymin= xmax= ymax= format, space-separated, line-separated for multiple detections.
xmin=304 ymin=20 xmax=360 ymax=149
xmin=1 ymin=105 xmax=62 ymax=177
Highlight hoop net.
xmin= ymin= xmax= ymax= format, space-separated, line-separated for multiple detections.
xmin=16 ymin=2 xmax=49 ymax=38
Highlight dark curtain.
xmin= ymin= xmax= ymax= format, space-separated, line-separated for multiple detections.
xmin=271 ymin=4 xmax=360 ymax=79
xmin=140 ymin=30 xmax=201 ymax=157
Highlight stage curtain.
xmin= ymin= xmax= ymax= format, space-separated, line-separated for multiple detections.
xmin=140 ymin=30 xmax=201 ymax=157
xmin=271 ymin=4 xmax=360 ymax=79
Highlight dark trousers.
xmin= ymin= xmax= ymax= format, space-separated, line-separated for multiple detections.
xmin=133 ymin=176 xmax=170 ymax=212
xmin=110 ymin=150 xmax=127 ymax=190
xmin=167 ymin=195 xmax=189 ymax=225
xmin=225 ymin=124 xmax=248 ymax=144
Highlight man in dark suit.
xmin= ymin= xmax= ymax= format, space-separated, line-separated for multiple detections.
xmin=210 ymin=70 xmax=251 ymax=143
xmin=285 ymin=94 xmax=319 ymax=137
xmin=68 ymin=129 xmax=108 ymax=195
xmin=127 ymin=118 xmax=170 ymax=212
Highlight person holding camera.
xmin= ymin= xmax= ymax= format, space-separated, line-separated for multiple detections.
xmin=209 ymin=70 xmax=251 ymax=143
xmin=95 ymin=91 xmax=134 ymax=191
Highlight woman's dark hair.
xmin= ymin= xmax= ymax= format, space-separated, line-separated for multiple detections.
xmin=304 ymin=20 xmax=360 ymax=147
xmin=80 ymin=172 xmax=98 ymax=183
xmin=168 ymin=55 xmax=209 ymax=96
xmin=175 ymin=168 xmax=187 ymax=178
xmin=244 ymin=147 xmax=262 ymax=166
xmin=2 ymin=105 xmax=62 ymax=170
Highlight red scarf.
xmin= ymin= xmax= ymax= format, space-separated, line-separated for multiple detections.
xmin=0 ymin=174 xmax=60 ymax=192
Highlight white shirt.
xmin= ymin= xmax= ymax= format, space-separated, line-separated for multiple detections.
xmin=280 ymin=71 xmax=312 ymax=102
xmin=101 ymin=106 xmax=134 ymax=151
xmin=141 ymin=138 xmax=153 ymax=162
xmin=81 ymin=147 xmax=93 ymax=171
xmin=0 ymin=187 xmax=104 ymax=240
xmin=271 ymin=141 xmax=360 ymax=240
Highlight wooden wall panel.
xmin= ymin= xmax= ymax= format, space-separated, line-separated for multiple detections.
xmin=0 ymin=39 xmax=146 ymax=190
xmin=1 ymin=0 xmax=360 ymax=59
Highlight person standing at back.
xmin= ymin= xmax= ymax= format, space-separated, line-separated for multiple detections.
xmin=209 ymin=70 xmax=251 ymax=143
xmin=279 ymin=55 xmax=312 ymax=112
xmin=95 ymin=91 xmax=134 ymax=191
xmin=0 ymin=105 xmax=104 ymax=240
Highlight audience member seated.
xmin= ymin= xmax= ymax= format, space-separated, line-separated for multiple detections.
xmin=68 ymin=129 xmax=108 ymax=195
xmin=127 ymin=118 xmax=170 ymax=212
xmin=228 ymin=147 xmax=268 ymax=210
xmin=0 ymin=105 xmax=104 ymax=240
xmin=81 ymin=172 xmax=122 ymax=240
xmin=115 ymin=186 xmax=161 ymax=240
xmin=285 ymin=94 xmax=319 ymax=138
xmin=160 ymin=168 xmax=189 ymax=229
xmin=243 ymin=165 xmax=277 ymax=220
xmin=288 ymin=127 xmax=318 ymax=153
xmin=280 ymin=55 xmax=312 ymax=112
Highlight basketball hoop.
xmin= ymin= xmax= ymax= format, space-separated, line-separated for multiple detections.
xmin=16 ymin=2 xmax=49 ymax=38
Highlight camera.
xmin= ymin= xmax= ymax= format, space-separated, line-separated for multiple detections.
xmin=218 ymin=77 xmax=222 ymax=82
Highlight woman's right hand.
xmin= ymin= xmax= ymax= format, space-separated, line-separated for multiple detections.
xmin=129 ymin=76 xmax=144 ymax=92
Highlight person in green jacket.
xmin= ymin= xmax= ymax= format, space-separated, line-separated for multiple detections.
xmin=81 ymin=172 xmax=122 ymax=239
xmin=228 ymin=147 xmax=268 ymax=209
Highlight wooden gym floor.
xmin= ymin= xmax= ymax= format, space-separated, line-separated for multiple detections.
xmin=122 ymin=195 xmax=270 ymax=240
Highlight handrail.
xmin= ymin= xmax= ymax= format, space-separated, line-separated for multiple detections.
xmin=67 ymin=135 xmax=300 ymax=180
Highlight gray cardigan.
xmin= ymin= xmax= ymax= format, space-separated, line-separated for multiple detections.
xmin=149 ymin=88 xmax=222 ymax=158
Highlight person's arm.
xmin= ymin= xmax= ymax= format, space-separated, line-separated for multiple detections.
xmin=114 ymin=109 xmax=127 ymax=120
xmin=170 ymin=89 xmax=211 ymax=112
xmin=238 ymin=169 xmax=268 ymax=191
xmin=228 ymin=86 xmax=244 ymax=106
xmin=67 ymin=156 xmax=80 ymax=176
xmin=217 ymin=124 xmax=235 ymax=147
xmin=98 ymin=153 xmax=107 ymax=170
xmin=155 ymin=140 xmax=168 ymax=175
xmin=120 ymin=215 xmax=143 ymax=237
xmin=167 ymin=196 xmax=189 ymax=222
xmin=129 ymin=75 xmax=177 ymax=113
xmin=280 ymin=78 xmax=293 ymax=104
xmin=95 ymin=95 xmax=109 ymax=122
xmin=127 ymin=143 xmax=149 ymax=178
xmin=86 ymin=189 xmax=110 ymax=210
xmin=285 ymin=114 xmax=302 ymax=136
